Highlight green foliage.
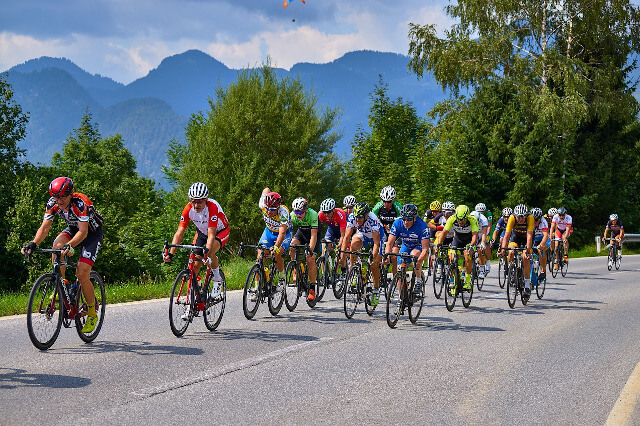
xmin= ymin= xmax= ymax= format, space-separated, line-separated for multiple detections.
xmin=349 ymin=77 xmax=431 ymax=210
xmin=167 ymin=64 xmax=344 ymax=244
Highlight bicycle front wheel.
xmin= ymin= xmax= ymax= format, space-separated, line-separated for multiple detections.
xmin=332 ymin=260 xmax=345 ymax=299
xmin=243 ymin=265 xmax=262 ymax=320
xmin=444 ymin=265 xmax=458 ymax=312
xmin=386 ymin=273 xmax=402 ymax=328
xmin=76 ymin=271 xmax=106 ymax=343
xmin=462 ymin=273 xmax=474 ymax=308
xmin=408 ymin=272 xmax=425 ymax=324
xmin=561 ymin=256 xmax=569 ymax=277
xmin=204 ymin=270 xmax=226 ymax=331
xmin=536 ymin=273 xmax=546 ymax=299
xmin=607 ymin=247 xmax=613 ymax=271
xmin=315 ymin=256 xmax=327 ymax=302
xmin=267 ymin=267 xmax=285 ymax=316
xmin=169 ymin=270 xmax=192 ymax=336
xmin=284 ymin=262 xmax=300 ymax=312
xmin=615 ymin=247 xmax=621 ymax=270
xmin=364 ymin=268 xmax=376 ymax=316
xmin=27 ymin=274 xmax=62 ymax=350
xmin=344 ymin=267 xmax=360 ymax=319
xmin=433 ymin=258 xmax=445 ymax=299
xmin=506 ymin=263 xmax=518 ymax=309
xmin=551 ymin=250 xmax=560 ymax=278
xmin=498 ymin=257 xmax=506 ymax=289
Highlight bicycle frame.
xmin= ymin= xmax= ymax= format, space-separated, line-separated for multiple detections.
xmin=239 ymin=243 xmax=274 ymax=304
xmin=164 ymin=242 xmax=211 ymax=312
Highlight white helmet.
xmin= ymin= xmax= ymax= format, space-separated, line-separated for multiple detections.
xmin=380 ymin=186 xmax=396 ymax=202
xmin=514 ymin=204 xmax=529 ymax=217
xmin=502 ymin=207 xmax=513 ymax=217
xmin=548 ymin=208 xmax=557 ymax=217
xmin=441 ymin=201 xmax=456 ymax=211
xmin=320 ymin=198 xmax=336 ymax=212
xmin=291 ymin=197 xmax=308 ymax=211
xmin=343 ymin=195 xmax=356 ymax=208
xmin=188 ymin=182 xmax=208 ymax=199
xmin=475 ymin=203 xmax=486 ymax=213
xmin=610 ymin=214 xmax=618 ymax=221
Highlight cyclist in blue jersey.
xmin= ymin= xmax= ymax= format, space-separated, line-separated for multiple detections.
xmin=385 ymin=204 xmax=430 ymax=293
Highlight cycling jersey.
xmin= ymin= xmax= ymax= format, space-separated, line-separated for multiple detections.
xmin=291 ymin=208 xmax=319 ymax=230
xmin=470 ymin=211 xmax=489 ymax=232
xmin=44 ymin=192 xmax=103 ymax=233
xmin=423 ymin=209 xmax=439 ymax=239
xmin=318 ymin=208 xmax=347 ymax=231
xmin=534 ymin=217 xmax=549 ymax=238
xmin=259 ymin=195 xmax=292 ymax=232
xmin=389 ymin=217 xmax=429 ymax=249
xmin=506 ymin=215 xmax=535 ymax=235
xmin=347 ymin=212 xmax=382 ymax=239
xmin=606 ymin=219 xmax=624 ymax=237
xmin=443 ymin=215 xmax=480 ymax=234
xmin=179 ymin=199 xmax=229 ymax=235
xmin=552 ymin=214 xmax=573 ymax=232
xmin=372 ymin=200 xmax=402 ymax=232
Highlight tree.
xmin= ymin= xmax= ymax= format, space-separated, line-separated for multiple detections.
xmin=168 ymin=64 xmax=344 ymax=244
xmin=408 ymin=0 xmax=640 ymax=242
xmin=0 ymin=74 xmax=29 ymax=292
xmin=349 ymin=76 xmax=430 ymax=209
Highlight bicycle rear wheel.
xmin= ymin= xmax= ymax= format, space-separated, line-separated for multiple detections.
xmin=475 ymin=260 xmax=484 ymax=291
xmin=243 ymin=265 xmax=262 ymax=320
xmin=332 ymin=259 xmax=345 ymax=299
xmin=607 ymin=247 xmax=613 ymax=271
xmin=169 ymin=270 xmax=192 ymax=336
xmin=284 ymin=262 xmax=300 ymax=312
xmin=76 ymin=271 xmax=106 ymax=343
xmin=551 ymin=250 xmax=559 ymax=278
xmin=498 ymin=257 xmax=506 ymax=289
xmin=506 ymin=263 xmax=518 ymax=309
xmin=386 ymin=273 xmax=402 ymax=328
xmin=27 ymin=274 xmax=62 ymax=350
xmin=204 ymin=270 xmax=226 ymax=331
xmin=433 ymin=258 xmax=444 ymax=299
xmin=615 ymin=247 xmax=621 ymax=270
xmin=344 ymin=267 xmax=360 ymax=319
xmin=267 ymin=266 xmax=285 ymax=315
xmin=462 ymin=272 xmax=474 ymax=308
xmin=536 ymin=273 xmax=546 ymax=299
xmin=408 ymin=272 xmax=425 ymax=324
xmin=444 ymin=265 xmax=458 ymax=312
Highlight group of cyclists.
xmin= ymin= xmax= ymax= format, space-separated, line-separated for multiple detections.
xmin=21 ymin=177 xmax=627 ymax=334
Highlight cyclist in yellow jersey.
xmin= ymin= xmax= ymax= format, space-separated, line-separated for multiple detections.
xmin=435 ymin=205 xmax=479 ymax=291
xmin=499 ymin=204 xmax=534 ymax=299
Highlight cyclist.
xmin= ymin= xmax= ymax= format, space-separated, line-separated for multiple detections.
xmin=163 ymin=183 xmax=229 ymax=300
xmin=545 ymin=208 xmax=557 ymax=228
xmin=385 ymin=204 xmax=430 ymax=293
xmin=257 ymin=188 xmax=291 ymax=290
xmin=289 ymin=197 xmax=319 ymax=302
xmin=499 ymin=204 xmax=534 ymax=299
xmin=475 ymin=203 xmax=492 ymax=273
xmin=604 ymin=214 xmax=624 ymax=265
xmin=491 ymin=207 xmax=512 ymax=251
xmin=549 ymin=207 xmax=573 ymax=269
xmin=429 ymin=201 xmax=456 ymax=246
xmin=531 ymin=207 xmax=549 ymax=282
xmin=318 ymin=198 xmax=348 ymax=273
xmin=373 ymin=186 xmax=402 ymax=275
xmin=423 ymin=200 xmax=442 ymax=241
xmin=343 ymin=195 xmax=357 ymax=217
xmin=470 ymin=206 xmax=489 ymax=278
xmin=435 ymin=205 xmax=479 ymax=293
xmin=21 ymin=177 xmax=104 ymax=333
xmin=340 ymin=202 xmax=384 ymax=306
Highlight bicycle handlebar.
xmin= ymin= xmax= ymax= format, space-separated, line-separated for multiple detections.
xmin=23 ymin=248 xmax=75 ymax=266
xmin=383 ymin=252 xmax=419 ymax=262
xmin=163 ymin=241 xmax=209 ymax=255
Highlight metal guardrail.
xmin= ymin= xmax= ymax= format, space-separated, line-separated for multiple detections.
xmin=595 ymin=234 xmax=640 ymax=252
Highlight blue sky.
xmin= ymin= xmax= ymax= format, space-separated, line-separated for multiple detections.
xmin=0 ymin=0 xmax=452 ymax=84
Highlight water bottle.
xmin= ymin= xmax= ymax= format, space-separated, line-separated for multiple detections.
xmin=69 ymin=280 xmax=78 ymax=300
xmin=264 ymin=266 xmax=270 ymax=282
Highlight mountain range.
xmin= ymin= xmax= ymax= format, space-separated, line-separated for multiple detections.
xmin=3 ymin=50 xmax=446 ymax=186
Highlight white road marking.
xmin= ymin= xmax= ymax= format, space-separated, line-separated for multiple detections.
xmin=606 ymin=359 xmax=640 ymax=425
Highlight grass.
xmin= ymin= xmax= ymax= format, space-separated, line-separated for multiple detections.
xmin=2 ymin=245 xmax=639 ymax=317
xmin=0 ymin=256 xmax=255 ymax=317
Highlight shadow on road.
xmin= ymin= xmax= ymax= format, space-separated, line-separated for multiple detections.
xmin=51 ymin=341 xmax=204 ymax=356
xmin=0 ymin=367 xmax=91 ymax=389
xmin=412 ymin=316 xmax=505 ymax=332
xmin=188 ymin=328 xmax=321 ymax=343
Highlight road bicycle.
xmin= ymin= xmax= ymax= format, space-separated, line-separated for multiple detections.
xmin=316 ymin=240 xmax=348 ymax=300
xmin=164 ymin=242 xmax=226 ymax=337
xmin=530 ymin=247 xmax=546 ymax=299
xmin=384 ymin=252 xmax=426 ymax=328
xmin=504 ymin=247 xmax=529 ymax=308
xmin=25 ymin=248 xmax=105 ymax=350
xmin=238 ymin=243 xmax=285 ymax=319
xmin=443 ymin=245 xmax=474 ymax=311
xmin=604 ymin=237 xmax=622 ymax=271
xmin=431 ymin=244 xmax=449 ymax=299
xmin=550 ymin=238 xmax=569 ymax=278
xmin=284 ymin=243 xmax=318 ymax=310
xmin=340 ymin=249 xmax=379 ymax=319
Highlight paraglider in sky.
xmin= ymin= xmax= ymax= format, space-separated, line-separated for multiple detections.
xmin=283 ymin=0 xmax=305 ymax=8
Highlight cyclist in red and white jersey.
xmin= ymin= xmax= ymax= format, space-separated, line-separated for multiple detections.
xmin=549 ymin=207 xmax=572 ymax=265
xmin=164 ymin=183 xmax=229 ymax=298
xmin=22 ymin=177 xmax=104 ymax=333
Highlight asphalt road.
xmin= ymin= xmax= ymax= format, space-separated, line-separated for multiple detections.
xmin=1 ymin=255 xmax=639 ymax=424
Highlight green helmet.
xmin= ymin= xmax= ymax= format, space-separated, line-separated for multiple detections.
xmin=353 ymin=202 xmax=370 ymax=218
xmin=455 ymin=204 xmax=470 ymax=220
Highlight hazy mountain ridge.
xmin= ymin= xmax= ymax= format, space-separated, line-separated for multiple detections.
xmin=5 ymin=49 xmax=447 ymax=185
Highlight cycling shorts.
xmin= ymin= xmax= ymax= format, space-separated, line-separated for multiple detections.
xmin=534 ymin=235 xmax=550 ymax=248
xmin=452 ymin=233 xmax=473 ymax=250
xmin=59 ymin=227 xmax=103 ymax=267
xmin=352 ymin=230 xmax=384 ymax=255
xmin=555 ymin=227 xmax=573 ymax=239
xmin=293 ymin=228 xmax=313 ymax=246
xmin=194 ymin=226 xmax=230 ymax=255
xmin=508 ymin=232 xmax=527 ymax=248
xmin=397 ymin=244 xmax=422 ymax=265
xmin=259 ymin=228 xmax=292 ymax=251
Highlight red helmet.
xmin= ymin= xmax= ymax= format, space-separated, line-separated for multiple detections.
xmin=264 ymin=192 xmax=282 ymax=208
xmin=49 ymin=177 xmax=74 ymax=197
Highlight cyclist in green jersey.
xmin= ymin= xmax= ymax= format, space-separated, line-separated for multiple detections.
xmin=372 ymin=186 xmax=402 ymax=276
xmin=289 ymin=197 xmax=319 ymax=301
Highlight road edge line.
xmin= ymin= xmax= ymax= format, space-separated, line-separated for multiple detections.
xmin=606 ymin=360 xmax=640 ymax=425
